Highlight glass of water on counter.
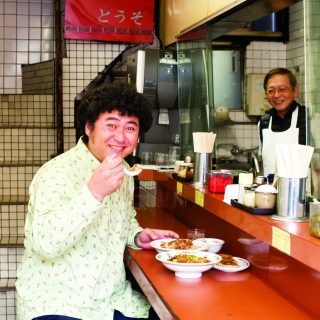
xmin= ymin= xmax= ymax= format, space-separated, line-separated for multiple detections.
xmin=187 ymin=228 xmax=205 ymax=239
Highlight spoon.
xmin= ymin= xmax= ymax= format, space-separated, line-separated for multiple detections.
xmin=123 ymin=165 xmax=142 ymax=176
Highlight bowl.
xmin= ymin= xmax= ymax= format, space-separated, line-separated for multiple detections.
xmin=194 ymin=238 xmax=225 ymax=253
xmin=150 ymin=238 xmax=210 ymax=253
xmin=156 ymin=250 xmax=222 ymax=278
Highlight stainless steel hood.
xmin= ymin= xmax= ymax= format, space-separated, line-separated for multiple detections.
xmin=177 ymin=0 xmax=302 ymax=41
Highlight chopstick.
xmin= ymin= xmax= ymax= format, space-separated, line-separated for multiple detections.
xmin=275 ymin=144 xmax=314 ymax=178
xmin=193 ymin=132 xmax=216 ymax=153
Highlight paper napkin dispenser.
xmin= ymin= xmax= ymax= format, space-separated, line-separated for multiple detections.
xmin=127 ymin=49 xmax=178 ymax=110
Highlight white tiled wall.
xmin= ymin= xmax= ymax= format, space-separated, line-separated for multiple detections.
xmin=0 ymin=1 xmax=305 ymax=155
xmin=216 ymin=2 xmax=305 ymax=160
xmin=0 ymin=0 xmax=55 ymax=94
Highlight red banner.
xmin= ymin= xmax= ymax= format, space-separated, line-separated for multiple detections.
xmin=64 ymin=0 xmax=155 ymax=43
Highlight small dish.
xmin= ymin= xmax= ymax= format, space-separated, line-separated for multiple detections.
xmin=150 ymin=238 xmax=210 ymax=253
xmin=212 ymin=257 xmax=250 ymax=273
xmin=172 ymin=173 xmax=193 ymax=183
xmin=156 ymin=250 xmax=222 ymax=278
xmin=123 ymin=165 xmax=142 ymax=176
xmin=193 ymin=238 xmax=225 ymax=253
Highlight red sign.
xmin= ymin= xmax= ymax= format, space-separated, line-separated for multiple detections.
xmin=64 ymin=0 xmax=155 ymax=43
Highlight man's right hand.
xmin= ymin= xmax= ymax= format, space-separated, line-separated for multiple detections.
xmin=87 ymin=153 xmax=125 ymax=202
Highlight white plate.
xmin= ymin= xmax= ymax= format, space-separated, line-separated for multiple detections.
xmin=156 ymin=250 xmax=222 ymax=278
xmin=212 ymin=257 xmax=250 ymax=273
xmin=150 ymin=238 xmax=210 ymax=253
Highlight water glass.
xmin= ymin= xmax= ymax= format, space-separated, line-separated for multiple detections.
xmin=187 ymin=229 xmax=205 ymax=239
xmin=141 ymin=152 xmax=153 ymax=165
xmin=156 ymin=153 xmax=168 ymax=166
xmin=168 ymin=146 xmax=180 ymax=166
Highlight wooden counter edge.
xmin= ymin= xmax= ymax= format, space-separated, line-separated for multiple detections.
xmin=124 ymin=249 xmax=174 ymax=320
xmin=152 ymin=171 xmax=320 ymax=273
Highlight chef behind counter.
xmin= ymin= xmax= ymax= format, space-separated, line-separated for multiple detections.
xmin=258 ymin=68 xmax=307 ymax=176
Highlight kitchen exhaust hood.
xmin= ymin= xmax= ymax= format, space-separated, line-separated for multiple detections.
xmin=177 ymin=0 xmax=302 ymax=42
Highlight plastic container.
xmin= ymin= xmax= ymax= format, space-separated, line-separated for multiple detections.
xmin=223 ymin=184 xmax=240 ymax=204
xmin=255 ymin=192 xmax=277 ymax=209
xmin=255 ymin=184 xmax=278 ymax=209
xmin=207 ymin=170 xmax=233 ymax=193
xmin=243 ymin=186 xmax=256 ymax=207
xmin=309 ymin=202 xmax=320 ymax=238
xmin=238 ymin=173 xmax=254 ymax=204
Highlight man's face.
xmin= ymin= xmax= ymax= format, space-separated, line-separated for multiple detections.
xmin=266 ymin=74 xmax=298 ymax=115
xmin=85 ymin=110 xmax=139 ymax=162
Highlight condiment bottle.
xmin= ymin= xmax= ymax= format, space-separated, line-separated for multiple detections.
xmin=255 ymin=184 xmax=277 ymax=209
xmin=238 ymin=173 xmax=253 ymax=204
xmin=243 ymin=186 xmax=256 ymax=207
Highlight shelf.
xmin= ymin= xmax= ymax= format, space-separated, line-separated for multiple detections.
xmin=214 ymin=118 xmax=234 ymax=126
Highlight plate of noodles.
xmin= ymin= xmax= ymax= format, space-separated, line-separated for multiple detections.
xmin=156 ymin=250 xmax=222 ymax=278
xmin=150 ymin=238 xmax=210 ymax=253
xmin=212 ymin=254 xmax=250 ymax=273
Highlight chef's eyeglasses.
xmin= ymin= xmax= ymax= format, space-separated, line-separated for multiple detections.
xmin=266 ymin=86 xmax=293 ymax=96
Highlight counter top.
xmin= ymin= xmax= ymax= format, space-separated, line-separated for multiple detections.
xmin=138 ymin=170 xmax=320 ymax=273
xmin=125 ymin=208 xmax=317 ymax=320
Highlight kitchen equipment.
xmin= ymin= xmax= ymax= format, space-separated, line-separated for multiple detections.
xmin=269 ymin=177 xmax=308 ymax=222
xmin=252 ymin=155 xmax=261 ymax=177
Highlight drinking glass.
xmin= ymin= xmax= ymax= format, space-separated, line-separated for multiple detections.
xmin=156 ymin=153 xmax=168 ymax=166
xmin=141 ymin=152 xmax=153 ymax=165
xmin=187 ymin=229 xmax=205 ymax=239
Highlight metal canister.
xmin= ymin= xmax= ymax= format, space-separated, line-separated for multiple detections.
xmin=254 ymin=176 xmax=266 ymax=185
xmin=277 ymin=177 xmax=306 ymax=218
